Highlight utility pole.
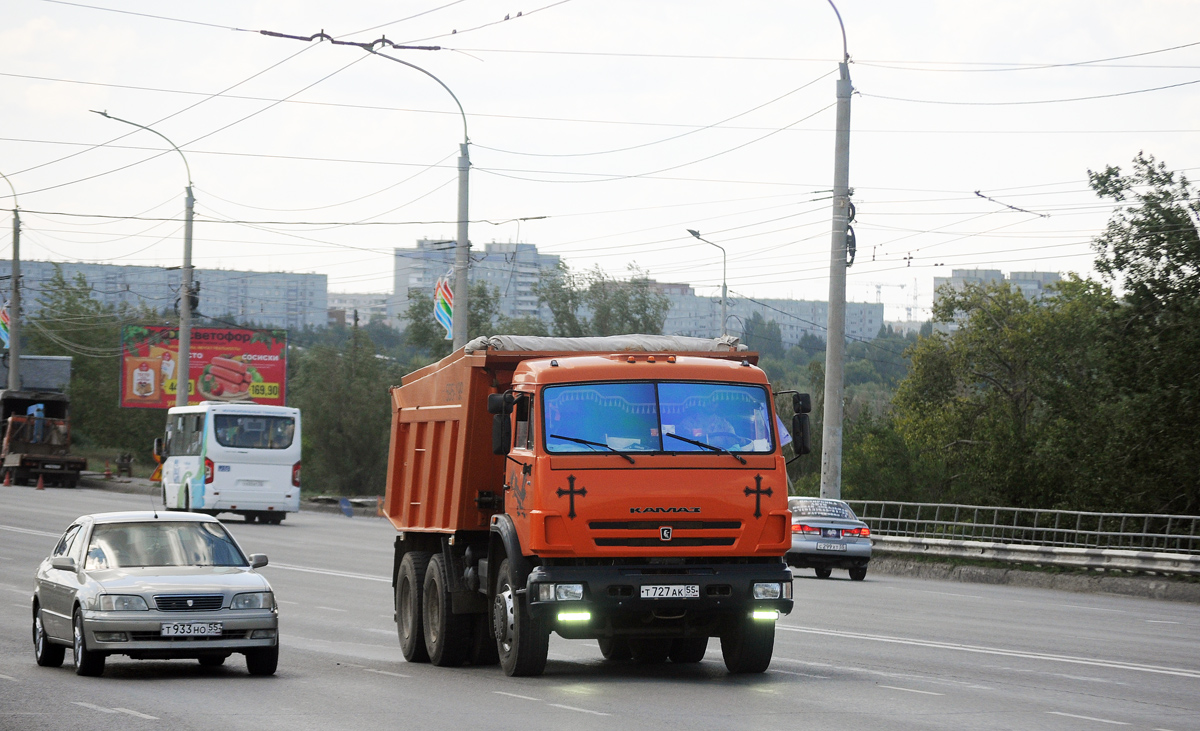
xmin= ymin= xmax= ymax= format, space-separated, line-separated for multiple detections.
xmin=1 ymin=171 xmax=20 ymax=392
xmin=686 ymin=230 xmax=728 ymax=337
xmin=819 ymin=2 xmax=852 ymax=500
xmin=92 ymin=111 xmax=194 ymax=406
xmin=453 ymin=142 xmax=470 ymax=349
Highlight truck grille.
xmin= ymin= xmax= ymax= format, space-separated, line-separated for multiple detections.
xmin=154 ymin=595 xmax=224 ymax=611
xmin=589 ymin=520 xmax=741 ymax=530
xmin=595 ymin=537 xmax=736 ymax=547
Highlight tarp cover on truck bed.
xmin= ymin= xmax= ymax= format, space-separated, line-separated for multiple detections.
xmin=464 ymin=334 xmax=747 ymax=353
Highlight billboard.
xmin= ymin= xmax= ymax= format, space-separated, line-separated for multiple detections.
xmin=120 ymin=326 xmax=287 ymax=409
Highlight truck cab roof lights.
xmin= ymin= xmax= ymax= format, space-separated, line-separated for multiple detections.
xmin=666 ymin=355 xmax=676 ymax=363
xmin=550 ymin=359 xmax=559 ymax=367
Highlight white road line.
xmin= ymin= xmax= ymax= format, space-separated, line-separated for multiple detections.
xmin=268 ymin=562 xmax=389 ymax=583
xmin=1146 ymin=620 xmax=1179 ymax=624
xmin=1046 ymin=711 xmax=1129 ymax=725
xmin=494 ymin=691 xmax=542 ymax=702
xmin=1154 ymin=727 xmax=1180 ymax=730
xmin=548 ymin=704 xmax=610 ymax=716
xmin=71 ymin=702 xmax=117 ymax=714
xmin=878 ymin=685 xmax=944 ymax=696
xmin=4 ymin=586 xmax=30 ymax=594
xmin=363 ymin=668 xmax=409 ymax=678
xmin=0 ymin=674 xmax=17 ymax=681
xmin=778 ymin=625 xmax=1200 ymax=678
xmin=773 ymin=670 xmax=830 ymax=678
xmin=1055 ymin=604 xmax=1125 ymax=613
xmin=316 ymin=606 xmax=348 ymax=612
xmin=0 ymin=524 xmax=60 ymax=538
xmin=114 ymin=708 xmax=159 ymax=720
xmin=276 ymin=599 xmax=298 ymax=605
xmin=915 ymin=590 xmax=982 ymax=599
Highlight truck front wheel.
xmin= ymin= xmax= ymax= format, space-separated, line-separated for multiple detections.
xmin=493 ymin=558 xmax=548 ymax=677
xmin=721 ymin=617 xmax=775 ymax=674
xmin=396 ymin=551 xmax=431 ymax=663
xmin=422 ymin=553 xmax=471 ymax=667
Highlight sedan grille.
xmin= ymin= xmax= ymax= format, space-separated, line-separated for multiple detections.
xmin=130 ymin=630 xmax=248 ymax=641
xmin=154 ymin=594 xmax=224 ymax=611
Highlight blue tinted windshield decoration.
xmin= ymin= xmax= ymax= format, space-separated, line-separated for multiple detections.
xmin=543 ymin=382 xmax=774 ymax=454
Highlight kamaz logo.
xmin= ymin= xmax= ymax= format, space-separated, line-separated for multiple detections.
xmin=629 ymin=507 xmax=700 ymax=514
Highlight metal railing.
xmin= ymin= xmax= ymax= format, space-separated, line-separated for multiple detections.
xmin=845 ymin=501 xmax=1200 ymax=556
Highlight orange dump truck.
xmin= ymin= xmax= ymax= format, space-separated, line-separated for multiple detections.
xmin=383 ymin=335 xmax=811 ymax=676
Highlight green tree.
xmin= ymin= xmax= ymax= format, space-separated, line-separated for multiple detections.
xmin=402 ymin=281 xmax=500 ymax=361
xmin=535 ymin=263 xmax=670 ymax=337
xmin=742 ymin=312 xmax=784 ymax=359
xmin=289 ymin=328 xmax=399 ymax=495
xmin=26 ymin=267 xmax=164 ymax=454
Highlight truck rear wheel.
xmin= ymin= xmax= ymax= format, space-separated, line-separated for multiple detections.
xmin=422 ymin=554 xmax=472 ymax=667
xmin=467 ymin=613 xmax=500 ymax=666
xmin=493 ymin=558 xmax=548 ymax=677
xmin=396 ymin=551 xmax=431 ymax=663
xmin=721 ymin=617 xmax=775 ymax=674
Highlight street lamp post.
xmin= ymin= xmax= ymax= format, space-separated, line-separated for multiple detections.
xmin=819 ymin=0 xmax=853 ymax=500
xmin=1 ymin=171 xmax=20 ymax=392
xmin=368 ymin=50 xmax=472 ymax=350
xmin=686 ymin=229 xmax=728 ymax=338
xmin=92 ymin=111 xmax=195 ymax=407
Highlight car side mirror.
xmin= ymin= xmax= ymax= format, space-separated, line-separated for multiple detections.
xmin=152 ymin=437 xmax=163 ymax=458
xmin=791 ymin=413 xmax=811 ymax=456
xmin=51 ymin=556 xmax=77 ymax=572
xmin=792 ymin=392 xmax=812 ymax=415
xmin=248 ymin=554 xmax=268 ymax=569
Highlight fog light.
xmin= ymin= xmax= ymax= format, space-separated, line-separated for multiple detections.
xmin=250 ymin=629 xmax=277 ymax=639
xmin=555 ymin=583 xmax=584 ymax=601
xmin=557 ymin=611 xmax=591 ymax=622
xmin=753 ymin=582 xmax=782 ymax=600
xmin=752 ymin=610 xmax=779 ymax=621
xmin=93 ymin=631 xmax=127 ymax=642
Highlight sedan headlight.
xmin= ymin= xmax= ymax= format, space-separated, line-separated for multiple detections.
xmin=231 ymin=591 xmax=274 ymax=610
xmin=97 ymin=594 xmax=149 ymax=611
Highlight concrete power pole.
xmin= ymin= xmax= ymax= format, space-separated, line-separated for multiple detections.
xmin=452 ymin=143 xmax=470 ymax=350
xmin=178 ymin=185 xmax=194 ymax=407
xmin=7 ymin=206 xmax=19 ymax=392
xmin=819 ymin=7 xmax=853 ymax=500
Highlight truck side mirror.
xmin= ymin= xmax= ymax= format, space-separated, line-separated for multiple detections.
xmin=791 ymin=413 xmax=811 ymax=456
xmin=492 ymin=413 xmax=512 ymax=456
xmin=152 ymin=437 xmax=163 ymax=458
xmin=487 ymin=392 xmax=515 ymax=415
xmin=792 ymin=392 xmax=812 ymax=415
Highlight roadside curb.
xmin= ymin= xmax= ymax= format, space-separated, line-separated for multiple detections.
xmin=869 ymin=554 xmax=1200 ymax=604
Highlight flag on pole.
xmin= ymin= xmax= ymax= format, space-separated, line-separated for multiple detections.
xmin=433 ymin=271 xmax=454 ymax=340
xmin=0 ymin=300 xmax=9 ymax=349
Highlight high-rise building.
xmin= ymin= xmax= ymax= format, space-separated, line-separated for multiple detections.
xmin=932 ymin=268 xmax=1062 ymax=332
xmin=0 ymin=260 xmax=327 ymax=330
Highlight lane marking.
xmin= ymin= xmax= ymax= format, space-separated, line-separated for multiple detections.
xmin=363 ymin=668 xmax=409 ymax=678
xmin=72 ymin=702 xmax=117 ymax=714
xmin=1046 ymin=711 xmax=1129 ymax=725
xmin=915 ymin=590 xmax=982 ymax=599
xmin=1146 ymin=620 xmax=1179 ymax=624
xmin=316 ymin=606 xmax=347 ymax=612
xmin=548 ymin=704 xmax=611 ymax=716
xmin=878 ymin=685 xmax=944 ymax=696
xmin=495 ymin=691 xmax=543 ymax=702
xmin=268 ymin=562 xmax=389 ymax=583
xmin=276 ymin=599 xmax=298 ymax=605
xmin=0 ymin=674 xmax=17 ymax=681
xmin=114 ymin=708 xmax=159 ymax=720
xmin=1055 ymin=604 xmax=1125 ymax=613
xmin=773 ymin=670 xmax=830 ymax=678
xmin=778 ymin=625 xmax=1200 ymax=678
xmin=0 ymin=524 xmax=61 ymax=538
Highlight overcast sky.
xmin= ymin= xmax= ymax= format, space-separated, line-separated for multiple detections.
xmin=3 ymin=0 xmax=1198 ymax=322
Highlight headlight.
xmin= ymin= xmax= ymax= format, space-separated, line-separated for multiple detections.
xmin=97 ymin=594 xmax=148 ymax=611
xmin=535 ymin=583 xmax=584 ymax=601
xmin=231 ymin=591 xmax=274 ymax=610
xmin=753 ymin=582 xmax=782 ymax=600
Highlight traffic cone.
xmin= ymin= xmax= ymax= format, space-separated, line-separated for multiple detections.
xmin=103 ymin=460 xmax=112 ymax=480
xmin=36 ymin=474 xmax=44 ymax=490
xmin=3 ymin=470 xmax=10 ymax=486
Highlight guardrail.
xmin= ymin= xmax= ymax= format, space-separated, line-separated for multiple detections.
xmin=842 ymin=500 xmax=1200 ymax=575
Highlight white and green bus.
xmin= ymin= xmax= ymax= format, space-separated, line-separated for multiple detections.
xmin=155 ymin=402 xmax=301 ymax=524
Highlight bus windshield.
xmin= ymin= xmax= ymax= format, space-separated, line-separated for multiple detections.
xmin=543 ymin=382 xmax=774 ymax=454
xmin=213 ymin=415 xmax=295 ymax=450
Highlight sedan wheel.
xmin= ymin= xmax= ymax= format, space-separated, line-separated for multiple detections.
xmin=72 ymin=610 xmax=105 ymax=676
xmin=814 ymin=568 xmax=832 ymax=579
xmin=848 ymin=566 xmax=867 ymax=581
xmin=33 ymin=606 xmax=65 ymax=667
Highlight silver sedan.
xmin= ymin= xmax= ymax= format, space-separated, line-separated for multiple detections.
xmin=31 ymin=511 xmax=279 ymax=676
xmin=786 ymin=497 xmax=872 ymax=581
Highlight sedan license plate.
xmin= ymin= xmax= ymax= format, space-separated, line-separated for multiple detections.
xmin=161 ymin=622 xmax=223 ymax=637
xmin=640 ymin=585 xmax=700 ymax=599
xmin=815 ymin=542 xmax=847 ymax=552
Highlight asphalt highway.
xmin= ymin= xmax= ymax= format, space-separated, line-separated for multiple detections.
xmin=1 ymin=484 xmax=1197 ymax=730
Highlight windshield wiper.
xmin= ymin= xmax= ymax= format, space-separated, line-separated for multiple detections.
xmin=665 ymin=432 xmax=747 ymax=464
xmin=550 ymin=434 xmax=636 ymax=463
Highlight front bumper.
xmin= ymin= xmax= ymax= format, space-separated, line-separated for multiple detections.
xmin=81 ymin=609 xmax=277 ymax=657
xmin=527 ymin=561 xmax=793 ymax=640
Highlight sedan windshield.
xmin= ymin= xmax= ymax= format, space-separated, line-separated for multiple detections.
xmin=84 ymin=522 xmax=247 ymax=569
xmin=543 ymin=381 xmax=774 ymax=454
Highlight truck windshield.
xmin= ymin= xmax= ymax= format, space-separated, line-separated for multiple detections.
xmin=543 ymin=382 xmax=774 ymax=454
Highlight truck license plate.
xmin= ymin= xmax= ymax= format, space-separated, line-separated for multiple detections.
xmin=816 ymin=542 xmax=847 ymax=552
xmin=640 ymin=585 xmax=700 ymax=599
xmin=161 ymin=622 xmax=223 ymax=637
